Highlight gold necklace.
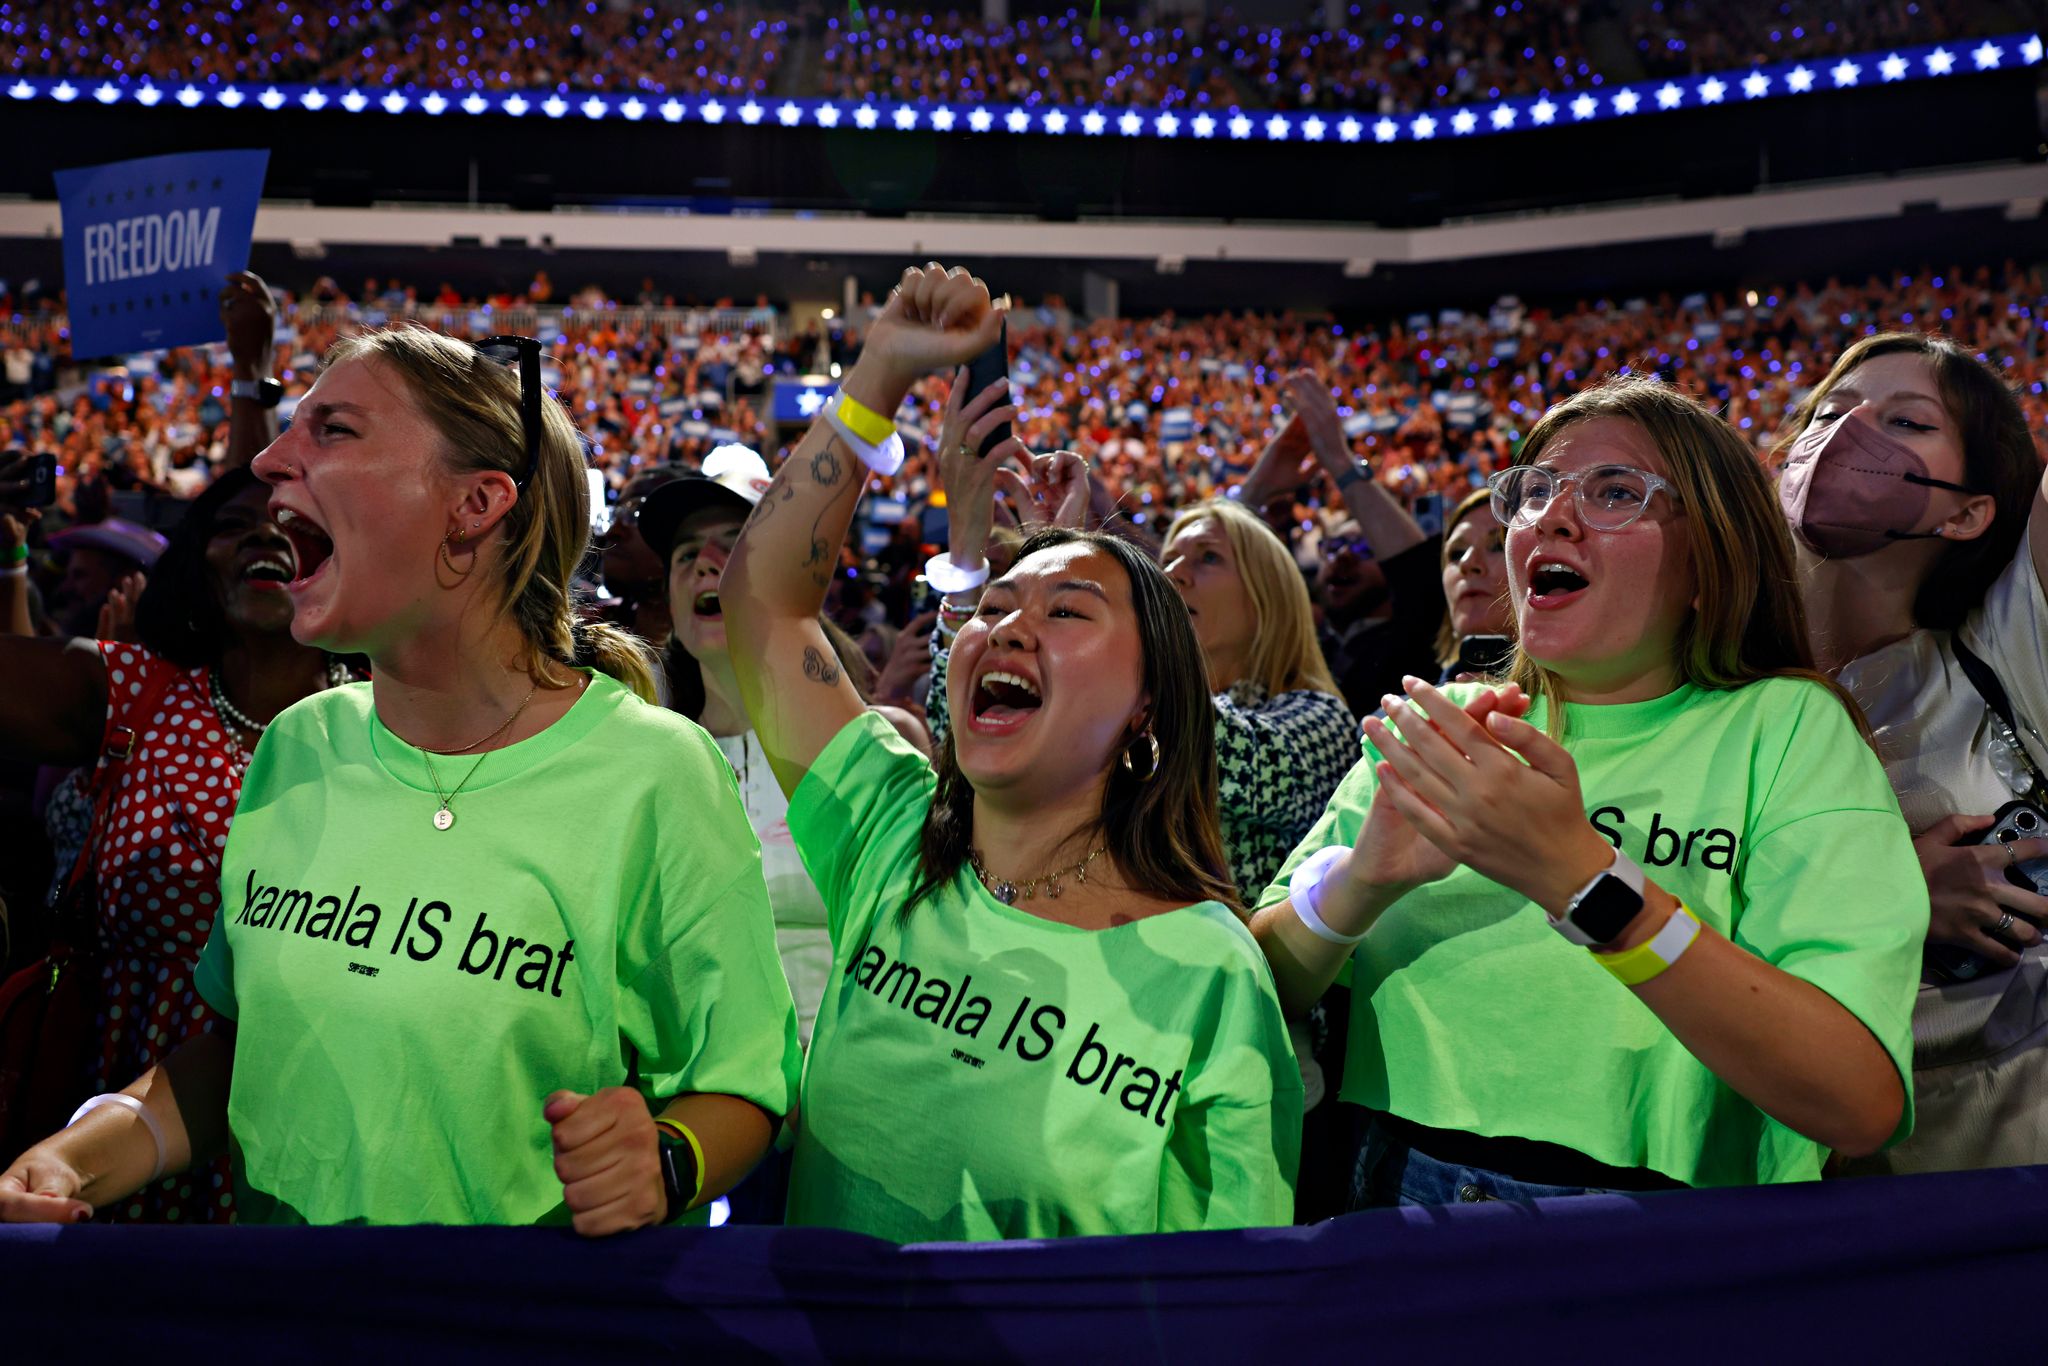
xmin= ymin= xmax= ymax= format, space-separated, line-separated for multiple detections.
xmin=414 ymin=684 xmax=539 ymax=831
xmin=969 ymin=844 xmax=1108 ymax=905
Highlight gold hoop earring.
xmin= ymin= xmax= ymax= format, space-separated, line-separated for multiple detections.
xmin=1119 ymin=728 xmax=1161 ymax=782
xmin=438 ymin=530 xmax=477 ymax=581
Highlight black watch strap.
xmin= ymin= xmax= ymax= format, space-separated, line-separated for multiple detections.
xmin=655 ymin=1126 xmax=700 ymax=1220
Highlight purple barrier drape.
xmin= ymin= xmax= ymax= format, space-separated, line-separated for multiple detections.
xmin=5 ymin=1166 xmax=2044 ymax=1361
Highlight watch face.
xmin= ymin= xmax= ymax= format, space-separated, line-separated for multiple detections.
xmin=1573 ymin=874 xmax=1644 ymax=945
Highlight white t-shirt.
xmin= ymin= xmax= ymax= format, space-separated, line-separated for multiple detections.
xmin=715 ymin=729 xmax=831 ymax=1046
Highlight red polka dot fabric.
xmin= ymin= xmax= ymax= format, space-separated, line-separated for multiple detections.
xmin=90 ymin=641 xmax=239 ymax=1225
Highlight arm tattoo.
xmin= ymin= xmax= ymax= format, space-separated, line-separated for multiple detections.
xmin=810 ymin=444 xmax=844 ymax=486
xmin=802 ymin=645 xmax=841 ymax=686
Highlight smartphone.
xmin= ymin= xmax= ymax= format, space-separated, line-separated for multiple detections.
xmin=1413 ymin=491 xmax=1446 ymax=538
xmin=24 ymin=452 xmax=57 ymax=508
xmin=1925 ymin=799 xmax=2048 ymax=983
xmin=1454 ymin=634 xmax=1514 ymax=677
xmin=962 ymin=316 xmax=1012 ymax=458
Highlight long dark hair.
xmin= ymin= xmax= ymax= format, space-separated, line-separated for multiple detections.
xmin=1772 ymin=332 xmax=2039 ymax=632
xmin=908 ymin=527 xmax=1240 ymax=916
xmin=133 ymin=467 xmax=261 ymax=667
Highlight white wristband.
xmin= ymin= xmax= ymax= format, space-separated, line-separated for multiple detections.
xmin=68 ymin=1093 xmax=167 ymax=1183
xmin=924 ymin=551 xmax=990 ymax=595
xmin=0 ymin=563 xmax=26 ymax=578
xmin=822 ymin=404 xmax=907 ymax=477
xmin=1287 ymin=845 xmax=1370 ymax=946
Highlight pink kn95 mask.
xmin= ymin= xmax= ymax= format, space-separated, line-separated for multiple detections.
xmin=1778 ymin=413 xmax=1977 ymax=558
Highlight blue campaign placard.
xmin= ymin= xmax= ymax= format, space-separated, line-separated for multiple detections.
xmin=55 ymin=149 xmax=269 ymax=358
xmin=773 ymin=378 xmax=838 ymax=424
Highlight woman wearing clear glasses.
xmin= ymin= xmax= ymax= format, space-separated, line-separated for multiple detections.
xmin=1 ymin=326 xmax=801 ymax=1234
xmin=1252 ymin=376 xmax=1925 ymax=1205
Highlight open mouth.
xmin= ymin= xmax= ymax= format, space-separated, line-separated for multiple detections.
xmin=971 ymin=669 xmax=1043 ymax=726
xmin=275 ymin=506 xmax=334 ymax=591
xmin=1527 ymin=560 xmax=1590 ymax=606
xmin=239 ymin=552 xmax=297 ymax=590
xmin=692 ymin=590 xmax=722 ymax=619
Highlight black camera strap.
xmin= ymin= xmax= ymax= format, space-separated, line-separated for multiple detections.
xmin=1953 ymin=637 xmax=2048 ymax=806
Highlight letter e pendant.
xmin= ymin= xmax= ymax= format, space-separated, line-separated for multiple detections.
xmin=433 ymin=807 xmax=455 ymax=831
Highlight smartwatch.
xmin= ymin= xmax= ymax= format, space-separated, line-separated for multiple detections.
xmin=230 ymin=377 xmax=285 ymax=409
xmin=1550 ymin=846 xmax=1646 ymax=947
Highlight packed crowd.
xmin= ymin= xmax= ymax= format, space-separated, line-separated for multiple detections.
xmin=0 ymin=0 xmax=2021 ymax=112
xmin=0 ymin=254 xmax=2044 ymax=1241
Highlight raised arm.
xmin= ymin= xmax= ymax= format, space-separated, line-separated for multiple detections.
xmin=219 ymin=270 xmax=279 ymax=472
xmin=724 ymin=264 xmax=1003 ymax=796
xmin=1286 ymin=370 xmax=1424 ymax=562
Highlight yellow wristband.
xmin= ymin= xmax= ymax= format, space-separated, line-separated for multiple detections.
xmin=1592 ymin=901 xmax=1702 ymax=987
xmin=653 ymin=1116 xmax=706 ymax=1208
xmin=834 ymin=392 xmax=896 ymax=446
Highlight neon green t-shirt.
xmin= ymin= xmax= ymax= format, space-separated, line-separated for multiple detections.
xmin=784 ymin=712 xmax=1301 ymax=1242
xmin=1257 ymin=678 xmax=1926 ymax=1188
xmin=195 ymin=673 xmax=801 ymax=1226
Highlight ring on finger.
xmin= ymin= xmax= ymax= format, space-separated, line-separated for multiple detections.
xmin=1996 ymin=911 xmax=2016 ymax=936
xmin=2006 ymin=841 xmax=2021 ymax=868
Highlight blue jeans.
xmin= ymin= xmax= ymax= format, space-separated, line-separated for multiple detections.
xmin=1349 ymin=1117 xmax=1623 ymax=1209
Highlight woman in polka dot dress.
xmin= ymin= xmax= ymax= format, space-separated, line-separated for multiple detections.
xmin=0 ymin=468 xmax=350 ymax=1223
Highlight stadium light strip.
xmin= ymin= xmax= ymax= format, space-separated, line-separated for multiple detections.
xmin=7 ymin=32 xmax=2038 ymax=146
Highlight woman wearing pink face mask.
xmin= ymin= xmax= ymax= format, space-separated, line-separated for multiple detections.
xmin=1778 ymin=333 xmax=2048 ymax=1175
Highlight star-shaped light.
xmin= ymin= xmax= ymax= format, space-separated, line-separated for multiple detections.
xmin=1411 ymin=113 xmax=1437 ymax=138
xmin=968 ymin=106 xmax=994 ymax=132
xmin=1786 ymin=66 xmax=1814 ymax=93
xmin=257 ymin=86 xmax=285 ymax=110
xmin=51 ymin=80 xmax=77 ymax=102
xmin=1229 ymin=113 xmax=1253 ymax=138
xmin=1122 ymin=110 xmax=1145 ymax=136
xmin=461 ymin=92 xmax=488 ymax=114
xmin=1531 ymin=96 xmax=1557 ymax=123
xmin=1696 ymin=77 xmax=1725 ymax=104
xmin=2023 ymin=36 xmax=2044 ymax=65
xmin=1081 ymin=109 xmax=1106 ymax=135
xmin=1303 ymin=114 xmax=1326 ymax=141
xmin=1451 ymin=108 xmax=1477 ymax=134
xmin=621 ymin=97 xmax=646 ymax=120
xmin=1570 ymin=92 xmax=1597 ymax=119
xmin=1265 ymin=114 xmax=1290 ymax=139
xmin=580 ymin=96 xmax=606 ymax=118
xmin=659 ymin=98 xmax=684 ymax=121
xmin=6 ymin=80 xmax=31 ymax=100
xmin=851 ymin=103 xmax=878 ymax=129
xmin=703 ymin=99 xmax=728 ymax=123
xmin=421 ymin=91 xmax=449 ymax=115
xmin=542 ymin=94 xmax=569 ymax=117
xmin=1154 ymin=111 xmax=1179 ymax=137
xmin=135 ymin=84 xmax=162 ymax=106
xmin=893 ymin=106 xmax=917 ymax=129
xmin=1926 ymin=47 xmax=1955 ymax=75
xmin=1194 ymin=112 xmax=1218 ymax=138
xmin=501 ymin=93 xmax=528 ymax=116
xmin=1491 ymin=103 xmax=1517 ymax=128
xmin=740 ymin=100 xmax=763 ymax=125
xmin=1611 ymin=88 xmax=1639 ymax=114
xmin=177 ymin=84 xmax=205 ymax=108
xmin=1655 ymin=82 xmax=1682 ymax=109
xmin=217 ymin=86 xmax=244 ymax=108
xmin=795 ymin=388 xmax=828 ymax=418
xmin=1831 ymin=59 xmax=1859 ymax=87
xmin=1878 ymin=53 xmax=1907 ymax=81
xmin=815 ymin=103 xmax=841 ymax=127
xmin=1006 ymin=108 xmax=1032 ymax=133
xmin=1973 ymin=40 xmax=2001 ymax=70
xmin=1742 ymin=70 xmax=1770 ymax=98
xmin=94 ymin=82 xmax=122 ymax=104
xmin=1370 ymin=116 xmax=1394 ymax=142
xmin=778 ymin=101 xmax=801 ymax=126
xmin=381 ymin=91 xmax=408 ymax=114
xmin=931 ymin=106 xmax=957 ymax=131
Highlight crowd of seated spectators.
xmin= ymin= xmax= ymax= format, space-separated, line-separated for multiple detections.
xmin=0 ymin=1 xmax=2019 ymax=112
xmin=4 ymin=262 xmax=2044 ymax=532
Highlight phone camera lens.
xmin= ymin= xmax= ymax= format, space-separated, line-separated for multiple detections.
xmin=2018 ymin=811 xmax=2040 ymax=832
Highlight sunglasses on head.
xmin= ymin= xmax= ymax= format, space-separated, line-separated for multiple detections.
xmin=473 ymin=334 xmax=544 ymax=492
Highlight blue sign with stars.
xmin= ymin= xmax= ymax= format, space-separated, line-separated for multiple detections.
xmin=55 ymin=149 xmax=268 ymax=358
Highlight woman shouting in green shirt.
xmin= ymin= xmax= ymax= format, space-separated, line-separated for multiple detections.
xmin=723 ymin=264 xmax=1301 ymax=1242
xmin=1255 ymin=376 xmax=1926 ymax=1202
